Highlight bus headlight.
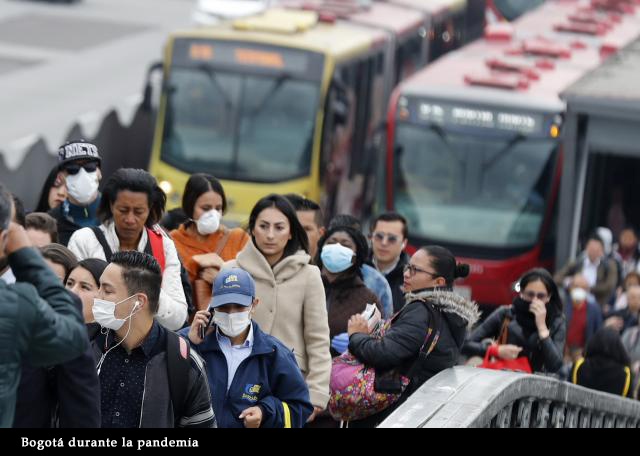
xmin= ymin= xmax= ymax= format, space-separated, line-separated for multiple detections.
xmin=159 ymin=180 xmax=173 ymax=195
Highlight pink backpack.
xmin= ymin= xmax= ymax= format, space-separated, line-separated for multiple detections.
xmin=328 ymin=302 xmax=441 ymax=422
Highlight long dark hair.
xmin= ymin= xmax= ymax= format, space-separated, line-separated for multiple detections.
xmin=35 ymin=166 xmax=62 ymax=213
xmin=316 ymin=225 xmax=368 ymax=278
xmin=98 ymin=169 xmax=166 ymax=228
xmin=420 ymin=245 xmax=470 ymax=287
xmin=585 ymin=327 xmax=631 ymax=366
xmin=248 ymin=194 xmax=309 ymax=258
xmin=74 ymin=258 xmax=109 ymax=288
xmin=181 ymin=173 xmax=227 ymax=223
xmin=518 ymin=268 xmax=563 ymax=320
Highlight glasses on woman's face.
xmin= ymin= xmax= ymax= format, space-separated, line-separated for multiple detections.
xmin=372 ymin=232 xmax=401 ymax=245
xmin=403 ymin=263 xmax=438 ymax=278
xmin=522 ymin=291 xmax=549 ymax=301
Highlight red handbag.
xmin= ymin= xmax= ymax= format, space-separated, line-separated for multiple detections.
xmin=478 ymin=317 xmax=532 ymax=374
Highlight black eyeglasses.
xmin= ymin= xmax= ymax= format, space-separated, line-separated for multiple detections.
xmin=64 ymin=162 xmax=98 ymax=175
xmin=372 ymin=232 xmax=401 ymax=245
xmin=403 ymin=264 xmax=438 ymax=278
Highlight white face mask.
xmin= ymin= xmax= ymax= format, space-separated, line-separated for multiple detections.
xmin=195 ymin=210 xmax=221 ymax=236
xmin=571 ymin=288 xmax=588 ymax=303
xmin=213 ymin=308 xmax=252 ymax=337
xmin=92 ymin=295 xmax=140 ymax=331
xmin=66 ymin=168 xmax=99 ymax=205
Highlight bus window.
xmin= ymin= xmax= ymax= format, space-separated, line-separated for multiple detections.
xmin=395 ymin=33 xmax=424 ymax=82
xmin=160 ymin=40 xmax=324 ymax=183
xmin=393 ymin=124 xmax=558 ymax=250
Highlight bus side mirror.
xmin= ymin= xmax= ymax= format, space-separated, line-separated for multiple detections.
xmin=142 ymin=62 xmax=164 ymax=112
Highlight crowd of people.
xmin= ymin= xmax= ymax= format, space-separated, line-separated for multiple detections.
xmin=1 ymin=139 xmax=638 ymax=429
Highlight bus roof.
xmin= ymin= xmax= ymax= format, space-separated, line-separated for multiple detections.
xmin=171 ymin=9 xmax=388 ymax=60
xmin=386 ymin=0 xmax=467 ymax=16
xmin=396 ymin=0 xmax=640 ymax=114
xmin=563 ymin=36 xmax=640 ymax=116
xmin=278 ymin=0 xmax=426 ymax=38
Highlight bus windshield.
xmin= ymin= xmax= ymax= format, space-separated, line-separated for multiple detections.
xmin=393 ymin=123 xmax=558 ymax=250
xmin=160 ymin=40 xmax=324 ymax=183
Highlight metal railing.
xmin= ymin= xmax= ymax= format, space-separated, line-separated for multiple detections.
xmin=379 ymin=366 xmax=640 ymax=428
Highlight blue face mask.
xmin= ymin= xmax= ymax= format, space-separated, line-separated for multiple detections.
xmin=321 ymin=243 xmax=355 ymax=274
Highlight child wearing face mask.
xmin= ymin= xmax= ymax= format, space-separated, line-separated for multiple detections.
xmin=49 ymin=141 xmax=103 ymax=247
xmin=182 ymin=268 xmax=313 ymax=428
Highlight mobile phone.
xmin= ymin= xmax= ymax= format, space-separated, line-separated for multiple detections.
xmin=200 ymin=312 xmax=213 ymax=340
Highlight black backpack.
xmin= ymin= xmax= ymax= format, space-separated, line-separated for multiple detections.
xmin=165 ymin=331 xmax=191 ymax=426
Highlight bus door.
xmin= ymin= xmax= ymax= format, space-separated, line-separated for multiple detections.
xmin=320 ymin=49 xmax=387 ymax=219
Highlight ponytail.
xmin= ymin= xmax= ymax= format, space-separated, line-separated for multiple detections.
xmin=421 ymin=245 xmax=469 ymax=287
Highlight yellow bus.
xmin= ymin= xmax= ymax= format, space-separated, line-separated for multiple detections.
xmin=147 ymin=9 xmax=392 ymax=225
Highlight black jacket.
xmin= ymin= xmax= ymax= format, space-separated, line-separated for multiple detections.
xmin=91 ymin=324 xmax=215 ymax=428
xmin=13 ymin=294 xmax=101 ymax=428
xmin=348 ymin=289 xmax=480 ymax=425
xmin=382 ymin=252 xmax=410 ymax=314
xmin=571 ymin=356 xmax=633 ymax=398
xmin=463 ymin=306 xmax=566 ymax=374
xmin=49 ymin=205 xmax=81 ymax=247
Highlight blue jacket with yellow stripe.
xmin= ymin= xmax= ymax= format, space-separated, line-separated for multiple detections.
xmin=181 ymin=321 xmax=313 ymax=428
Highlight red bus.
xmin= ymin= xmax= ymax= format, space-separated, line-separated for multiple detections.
xmin=381 ymin=0 xmax=640 ymax=309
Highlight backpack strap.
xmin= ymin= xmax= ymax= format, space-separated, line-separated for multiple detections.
xmin=571 ymin=358 xmax=585 ymax=385
xmin=166 ymin=331 xmax=191 ymax=424
xmin=91 ymin=226 xmax=113 ymax=262
xmin=214 ymin=227 xmax=231 ymax=256
xmin=145 ymin=227 xmax=166 ymax=273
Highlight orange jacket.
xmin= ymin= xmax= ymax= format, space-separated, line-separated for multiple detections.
xmin=170 ymin=224 xmax=249 ymax=286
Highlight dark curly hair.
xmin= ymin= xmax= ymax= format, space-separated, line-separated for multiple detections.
xmin=98 ymin=168 xmax=166 ymax=228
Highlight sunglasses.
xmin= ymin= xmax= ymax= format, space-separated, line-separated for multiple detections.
xmin=64 ymin=162 xmax=98 ymax=175
xmin=522 ymin=291 xmax=549 ymax=301
xmin=372 ymin=232 xmax=401 ymax=244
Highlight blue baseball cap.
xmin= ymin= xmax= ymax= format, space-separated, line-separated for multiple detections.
xmin=209 ymin=268 xmax=255 ymax=308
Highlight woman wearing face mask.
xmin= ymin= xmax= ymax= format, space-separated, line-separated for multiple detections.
xmin=346 ymin=245 xmax=480 ymax=428
xmin=170 ymin=174 xmax=249 ymax=314
xmin=183 ymin=268 xmax=313 ymax=428
xmin=68 ymin=168 xmax=188 ymax=331
xmin=463 ymin=268 xmax=567 ymax=374
xmin=50 ymin=141 xmax=103 ymax=247
xmin=223 ymin=194 xmax=330 ymax=424
xmin=316 ymin=225 xmax=381 ymax=358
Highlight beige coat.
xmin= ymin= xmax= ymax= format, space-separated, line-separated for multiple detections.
xmin=225 ymin=241 xmax=331 ymax=408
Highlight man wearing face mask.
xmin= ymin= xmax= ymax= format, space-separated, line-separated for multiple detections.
xmin=183 ymin=268 xmax=313 ymax=428
xmin=563 ymin=274 xmax=603 ymax=364
xmin=49 ymin=140 xmax=103 ymax=247
xmin=92 ymin=251 xmax=215 ymax=428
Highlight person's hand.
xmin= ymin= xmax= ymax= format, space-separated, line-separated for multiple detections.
xmin=605 ymin=316 xmax=624 ymax=332
xmin=5 ymin=222 xmax=32 ymax=255
xmin=530 ymin=298 xmax=547 ymax=330
xmin=193 ymin=253 xmax=224 ymax=270
xmin=199 ymin=267 xmax=220 ymax=285
xmin=239 ymin=406 xmax=263 ymax=428
xmin=306 ymin=406 xmax=324 ymax=424
xmin=188 ymin=310 xmax=213 ymax=345
xmin=348 ymin=314 xmax=370 ymax=336
xmin=331 ymin=333 xmax=349 ymax=354
xmin=497 ymin=344 xmax=523 ymax=360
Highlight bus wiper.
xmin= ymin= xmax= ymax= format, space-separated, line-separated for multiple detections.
xmin=246 ymin=73 xmax=292 ymax=117
xmin=482 ymin=133 xmax=526 ymax=172
xmin=428 ymin=124 xmax=463 ymax=166
xmin=194 ymin=62 xmax=233 ymax=110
